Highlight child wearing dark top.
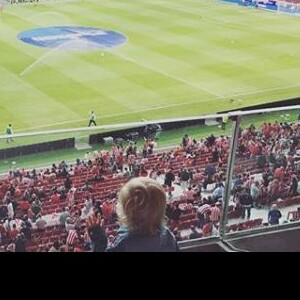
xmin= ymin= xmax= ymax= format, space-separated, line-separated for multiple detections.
xmin=106 ymin=177 xmax=179 ymax=252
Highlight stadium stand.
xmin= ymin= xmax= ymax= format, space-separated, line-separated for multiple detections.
xmin=0 ymin=116 xmax=299 ymax=251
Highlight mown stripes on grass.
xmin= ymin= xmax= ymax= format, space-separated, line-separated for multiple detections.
xmin=0 ymin=0 xmax=299 ymax=135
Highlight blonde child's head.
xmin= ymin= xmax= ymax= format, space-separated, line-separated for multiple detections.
xmin=117 ymin=177 xmax=166 ymax=235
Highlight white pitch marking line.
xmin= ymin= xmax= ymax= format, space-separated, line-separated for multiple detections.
xmin=106 ymin=48 xmax=224 ymax=98
xmin=230 ymin=83 xmax=300 ymax=98
xmin=17 ymin=97 xmax=208 ymax=132
xmin=16 ymin=82 xmax=300 ymax=132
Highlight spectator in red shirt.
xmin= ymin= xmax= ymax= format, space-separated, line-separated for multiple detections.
xmin=184 ymin=187 xmax=195 ymax=201
xmin=18 ymin=199 xmax=30 ymax=213
xmin=101 ymin=200 xmax=114 ymax=221
xmin=50 ymin=192 xmax=60 ymax=204
xmin=202 ymin=220 xmax=213 ymax=237
xmin=274 ymin=166 xmax=284 ymax=181
xmin=9 ymin=223 xmax=19 ymax=239
xmin=210 ymin=203 xmax=221 ymax=225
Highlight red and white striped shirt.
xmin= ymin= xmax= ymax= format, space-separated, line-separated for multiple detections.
xmin=66 ymin=229 xmax=78 ymax=246
xmin=210 ymin=206 xmax=221 ymax=222
xmin=197 ymin=204 xmax=211 ymax=215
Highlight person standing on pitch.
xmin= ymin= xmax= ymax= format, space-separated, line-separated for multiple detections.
xmin=88 ymin=111 xmax=97 ymax=127
xmin=5 ymin=124 xmax=13 ymax=143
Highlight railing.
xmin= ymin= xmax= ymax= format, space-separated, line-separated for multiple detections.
xmin=0 ymin=103 xmax=300 ymax=251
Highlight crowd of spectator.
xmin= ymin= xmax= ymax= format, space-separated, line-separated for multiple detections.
xmin=0 ymin=118 xmax=299 ymax=251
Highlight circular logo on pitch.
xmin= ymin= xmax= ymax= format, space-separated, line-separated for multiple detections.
xmin=18 ymin=26 xmax=127 ymax=51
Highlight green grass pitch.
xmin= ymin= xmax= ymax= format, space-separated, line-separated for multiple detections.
xmin=0 ymin=0 xmax=300 ymax=135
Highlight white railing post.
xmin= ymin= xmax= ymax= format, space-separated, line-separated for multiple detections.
xmin=219 ymin=114 xmax=241 ymax=238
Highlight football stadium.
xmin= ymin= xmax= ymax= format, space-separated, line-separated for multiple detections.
xmin=0 ymin=0 xmax=300 ymax=252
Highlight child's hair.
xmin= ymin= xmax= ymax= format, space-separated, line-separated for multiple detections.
xmin=117 ymin=177 xmax=166 ymax=235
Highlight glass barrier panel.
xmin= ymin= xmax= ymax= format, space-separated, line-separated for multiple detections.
xmin=225 ymin=107 xmax=300 ymax=242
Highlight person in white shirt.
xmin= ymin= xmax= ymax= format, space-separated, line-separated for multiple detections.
xmin=65 ymin=217 xmax=75 ymax=232
xmin=36 ymin=216 xmax=47 ymax=231
xmin=7 ymin=201 xmax=14 ymax=219
xmin=83 ymin=196 xmax=93 ymax=215
xmin=88 ymin=111 xmax=97 ymax=126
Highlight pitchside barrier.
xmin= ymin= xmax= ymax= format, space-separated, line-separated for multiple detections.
xmin=89 ymin=118 xmax=205 ymax=145
xmin=0 ymin=138 xmax=74 ymax=159
xmin=220 ymin=0 xmax=300 ymax=15
xmin=277 ymin=0 xmax=300 ymax=15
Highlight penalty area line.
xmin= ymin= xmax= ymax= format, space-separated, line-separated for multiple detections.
xmin=229 ymin=83 xmax=300 ymax=98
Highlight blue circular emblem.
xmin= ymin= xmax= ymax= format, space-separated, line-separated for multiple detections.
xmin=18 ymin=26 xmax=127 ymax=50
